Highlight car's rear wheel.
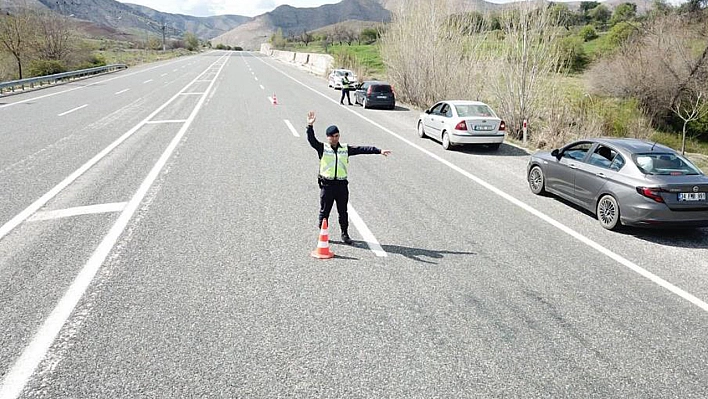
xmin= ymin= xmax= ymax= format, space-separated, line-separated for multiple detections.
xmin=528 ymin=165 xmax=546 ymax=195
xmin=442 ymin=131 xmax=451 ymax=150
xmin=417 ymin=121 xmax=426 ymax=138
xmin=597 ymin=195 xmax=621 ymax=231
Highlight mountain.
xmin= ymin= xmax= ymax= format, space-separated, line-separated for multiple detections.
xmin=212 ymin=0 xmax=392 ymax=50
xmin=124 ymin=4 xmax=251 ymax=41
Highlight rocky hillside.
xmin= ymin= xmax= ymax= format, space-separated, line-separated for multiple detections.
xmin=212 ymin=0 xmax=392 ymax=50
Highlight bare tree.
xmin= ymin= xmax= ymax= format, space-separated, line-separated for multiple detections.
xmin=487 ymin=2 xmax=565 ymax=143
xmin=300 ymin=30 xmax=313 ymax=46
xmin=34 ymin=11 xmax=75 ymax=61
xmin=0 ymin=11 xmax=34 ymax=79
xmin=672 ymin=86 xmax=708 ymax=154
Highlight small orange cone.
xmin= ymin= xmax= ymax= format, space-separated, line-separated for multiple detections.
xmin=311 ymin=219 xmax=334 ymax=259
xmin=272 ymin=93 xmax=278 ymax=105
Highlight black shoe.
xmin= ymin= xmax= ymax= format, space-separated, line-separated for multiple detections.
xmin=341 ymin=233 xmax=353 ymax=245
xmin=348 ymin=103 xmax=353 ymax=105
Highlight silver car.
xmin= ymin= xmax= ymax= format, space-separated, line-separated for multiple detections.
xmin=527 ymin=138 xmax=708 ymax=230
xmin=417 ymin=100 xmax=506 ymax=150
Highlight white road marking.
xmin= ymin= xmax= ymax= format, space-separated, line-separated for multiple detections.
xmin=160 ymin=73 xmax=167 ymax=77
xmin=28 ymin=203 xmax=127 ymax=222
xmin=256 ymin=55 xmax=708 ymax=313
xmin=145 ymin=120 xmax=188 ymax=124
xmin=114 ymin=89 xmax=129 ymax=95
xmin=349 ymin=205 xmax=387 ymax=257
xmin=0 ymin=55 xmax=230 ymax=399
xmin=0 ymin=57 xmax=195 ymax=109
xmin=284 ymin=120 xmax=300 ymax=137
xmin=143 ymin=79 xmax=153 ymax=84
xmin=259 ymin=85 xmax=264 ymax=90
xmin=255 ymin=77 xmax=258 ymax=81
xmin=173 ymin=69 xmax=178 ymax=72
xmin=57 ymin=104 xmax=87 ymax=116
xmin=0 ymin=55 xmax=229 ymax=242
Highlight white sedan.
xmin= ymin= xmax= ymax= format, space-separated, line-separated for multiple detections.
xmin=328 ymin=69 xmax=358 ymax=90
xmin=417 ymin=100 xmax=506 ymax=150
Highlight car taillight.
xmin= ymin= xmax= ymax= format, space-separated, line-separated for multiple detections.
xmin=367 ymin=86 xmax=372 ymax=95
xmin=499 ymin=120 xmax=506 ymax=131
xmin=455 ymin=121 xmax=468 ymax=130
xmin=636 ymin=187 xmax=665 ymax=203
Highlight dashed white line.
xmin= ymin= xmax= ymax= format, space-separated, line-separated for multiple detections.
xmin=143 ymin=79 xmax=153 ymax=84
xmin=255 ymin=55 xmax=708 ymax=312
xmin=349 ymin=205 xmax=387 ymax=257
xmin=115 ymin=89 xmax=129 ymax=95
xmin=284 ymin=120 xmax=300 ymax=137
xmin=57 ymin=104 xmax=87 ymax=116
xmin=28 ymin=203 xmax=127 ymax=222
xmin=260 ymin=85 xmax=264 ymax=90
xmin=160 ymin=73 xmax=167 ymax=77
xmin=254 ymin=77 xmax=259 ymax=81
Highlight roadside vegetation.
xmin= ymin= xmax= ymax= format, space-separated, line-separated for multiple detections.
xmin=270 ymin=0 xmax=708 ymax=169
xmin=0 ymin=9 xmax=208 ymax=83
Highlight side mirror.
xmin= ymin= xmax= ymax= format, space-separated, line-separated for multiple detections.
xmin=551 ymin=149 xmax=560 ymax=159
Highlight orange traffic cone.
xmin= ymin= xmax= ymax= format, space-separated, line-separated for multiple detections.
xmin=272 ymin=93 xmax=278 ymax=105
xmin=311 ymin=219 xmax=334 ymax=259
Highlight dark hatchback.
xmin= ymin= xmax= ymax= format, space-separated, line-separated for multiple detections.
xmin=354 ymin=81 xmax=396 ymax=110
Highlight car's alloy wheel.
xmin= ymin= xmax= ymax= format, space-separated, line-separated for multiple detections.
xmin=528 ymin=166 xmax=546 ymax=195
xmin=417 ymin=122 xmax=426 ymax=138
xmin=442 ymin=132 xmax=451 ymax=150
xmin=597 ymin=195 xmax=621 ymax=230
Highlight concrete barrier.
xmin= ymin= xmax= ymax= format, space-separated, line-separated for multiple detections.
xmin=260 ymin=43 xmax=333 ymax=77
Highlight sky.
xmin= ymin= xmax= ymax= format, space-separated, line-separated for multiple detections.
xmin=118 ymin=0 xmax=342 ymax=18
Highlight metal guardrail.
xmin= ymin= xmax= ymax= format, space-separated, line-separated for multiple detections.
xmin=0 ymin=64 xmax=128 ymax=95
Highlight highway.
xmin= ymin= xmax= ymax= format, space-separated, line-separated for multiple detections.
xmin=1 ymin=50 xmax=707 ymax=397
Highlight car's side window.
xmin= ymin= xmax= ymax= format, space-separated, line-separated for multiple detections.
xmin=562 ymin=143 xmax=593 ymax=161
xmin=440 ymin=104 xmax=450 ymax=117
xmin=430 ymin=103 xmax=444 ymax=115
xmin=588 ymin=145 xmax=618 ymax=169
xmin=609 ymin=155 xmax=625 ymax=171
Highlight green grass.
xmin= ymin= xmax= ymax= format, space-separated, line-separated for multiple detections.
xmin=94 ymin=48 xmax=192 ymax=67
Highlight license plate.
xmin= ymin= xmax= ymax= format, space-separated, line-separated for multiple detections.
xmin=678 ymin=192 xmax=706 ymax=201
xmin=474 ymin=125 xmax=493 ymax=131
xmin=377 ymin=96 xmax=388 ymax=99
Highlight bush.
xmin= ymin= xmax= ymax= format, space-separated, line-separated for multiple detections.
xmin=558 ymin=36 xmax=589 ymax=73
xmin=215 ymin=43 xmax=226 ymax=50
xmin=28 ymin=60 xmax=67 ymax=77
xmin=578 ymin=25 xmax=598 ymax=41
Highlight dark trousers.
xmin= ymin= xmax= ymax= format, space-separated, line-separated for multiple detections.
xmin=340 ymin=89 xmax=351 ymax=104
xmin=318 ymin=183 xmax=349 ymax=233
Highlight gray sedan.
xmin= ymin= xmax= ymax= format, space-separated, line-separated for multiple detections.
xmin=527 ymin=138 xmax=708 ymax=230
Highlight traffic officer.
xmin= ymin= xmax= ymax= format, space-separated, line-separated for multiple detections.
xmin=340 ymin=72 xmax=353 ymax=105
xmin=307 ymin=111 xmax=391 ymax=244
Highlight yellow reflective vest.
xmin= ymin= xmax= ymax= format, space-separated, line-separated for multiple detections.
xmin=319 ymin=143 xmax=349 ymax=180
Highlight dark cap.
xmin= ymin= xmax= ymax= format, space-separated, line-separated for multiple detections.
xmin=326 ymin=125 xmax=339 ymax=136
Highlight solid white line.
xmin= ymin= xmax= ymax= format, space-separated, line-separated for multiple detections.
xmin=0 ymin=56 xmax=230 ymax=399
xmin=114 ymin=89 xmax=129 ymax=95
xmin=57 ymin=104 xmax=87 ymax=117
xmin=284 ymin=120 xmax=300 ymax=137
xmin=0 ymin=57 xmax=196 ymax=110
xmin=255 ymin=55 xmax=708 ymax=313
xmin=260 ymin=85 xmax=264 ymax=90
xmin=27 ymin=203 xmax=127 ymax=222
xmin=349 ymin=205 xmax=387 ymax=257
xmin=0 ymin=55 xmax=229 ymax=243
xmin=145 ymin=120 xmax=187 ymax=124
xmin=143 ymin=79 xmax=153 ymax=84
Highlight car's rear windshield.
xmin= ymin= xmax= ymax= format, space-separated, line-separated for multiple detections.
xmin=371 ymin=85 xmax=392 ymax=93
xmin=632 ymin=153 xmax=702 ymax=175
xmin=455 ymin=104 xmax=496 ymax=118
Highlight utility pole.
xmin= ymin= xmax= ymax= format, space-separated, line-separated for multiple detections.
xmin=161 ymin=19 xmax=166 ymax=51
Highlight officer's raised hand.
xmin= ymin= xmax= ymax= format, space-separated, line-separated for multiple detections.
xmin=307 ymin=111 xmax=316 ymax=126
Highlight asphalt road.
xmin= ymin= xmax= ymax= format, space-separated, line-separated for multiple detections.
xmin=1 ymin=50 xmax=707 ymax=398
